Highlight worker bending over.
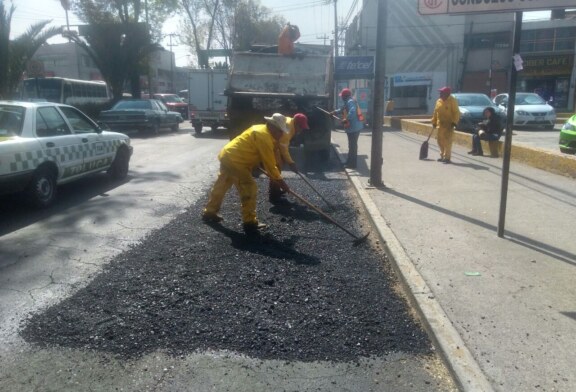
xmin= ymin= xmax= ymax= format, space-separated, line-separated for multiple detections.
xmin=202 ymin=114 xmax=291 ymax=235
xmin=269 ymin=113 xmax=310 ymax=204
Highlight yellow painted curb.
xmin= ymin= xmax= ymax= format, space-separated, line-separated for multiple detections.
xmin=397 ymin=119 xmax=576 ymax=179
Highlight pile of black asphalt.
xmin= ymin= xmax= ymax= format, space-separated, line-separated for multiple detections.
xmin=21 ymin=158 xmax=432 ymax=362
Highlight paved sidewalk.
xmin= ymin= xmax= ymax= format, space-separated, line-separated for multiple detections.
xmin=331 ymin=128 xmax=576 ymax=392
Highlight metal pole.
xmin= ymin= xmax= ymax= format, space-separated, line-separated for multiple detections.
xmin=488 ymin=43 xmax=494 ymax=96
xmin=497 ymin=11 xmax=523 ymax=238
xmin=333 ymin=0 xmax=338 ymax=57
xmin=145 ymin=0 xmax=153 ymax=95
xmin=369 ymin=0 xmax=387 ymax=187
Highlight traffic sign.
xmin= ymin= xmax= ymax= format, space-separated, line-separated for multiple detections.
xmin=418 ymin=0 xmax=575 ymax=15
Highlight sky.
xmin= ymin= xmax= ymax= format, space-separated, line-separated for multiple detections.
xmin=9 ymin=0 xmax=550 ymax=67
xmin=9 ymin=0 xmax=359 ymax=67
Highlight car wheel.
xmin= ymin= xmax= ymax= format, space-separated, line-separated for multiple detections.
xmin=108 ymin=147 xmax=130 ymax=180
xmin=26 ymin=167 xmax=57 ymax=208
xmin=194 ymin=124 xmax=203 ymax=134
xmin=171 ymin=122 xmax=179 ymax=132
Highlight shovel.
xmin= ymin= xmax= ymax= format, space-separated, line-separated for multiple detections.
xmin=419 ymin=128 xmax=434 ymax=160
xmin=315 ymin=106 xmax=342 ymax=122
xmin=259 ymin=168 xmax=370 ymax=246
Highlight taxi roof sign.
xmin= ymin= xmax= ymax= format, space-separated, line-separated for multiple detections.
xmin=418 ymin=0 xmax=575 ymax=15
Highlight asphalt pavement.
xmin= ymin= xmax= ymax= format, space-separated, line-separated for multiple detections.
xmin=331 ymin=128 xmax=576 ymax=392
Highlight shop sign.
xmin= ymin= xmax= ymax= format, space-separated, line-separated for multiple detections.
xmin=334 ymin=56 xmax=374 ymax=80
xmin=418 ymin=0 xmax=575 ymax=15
xmin=522 ymin=55 xmax=573 ymax=76
xmin=392 ymin=73 xmax=433 ymax=87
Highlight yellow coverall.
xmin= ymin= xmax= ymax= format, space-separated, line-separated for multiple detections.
xmin=204 ymin=124 xmax=282 ymax=225
xmin=269 ymin=117 xmax=297 ymax=198
xmin=431 ymin=95 xmax=460 ymax=161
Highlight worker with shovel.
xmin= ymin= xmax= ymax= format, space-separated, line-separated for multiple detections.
xmin=268 ymin=113 xmax=310 ymax=205
xmin=331 ymin=88 xmax=364 ymax=169
xmin=202 ymin=114 xmax=291 ymax=235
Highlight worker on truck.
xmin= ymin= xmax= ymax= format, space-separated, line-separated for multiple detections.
xmin=278 ymin=23 xmax=300 ymax=55
xmin=202 ymin=113 xmax=291 ymax=235
xmin=269 ymin=113 xmax=310 ymax=205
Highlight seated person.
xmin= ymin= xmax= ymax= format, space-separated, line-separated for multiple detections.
xmin=468 ymin=106 xmax=502 ymax=156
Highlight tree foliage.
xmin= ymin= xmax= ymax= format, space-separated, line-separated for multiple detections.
xmin=179 ymin=0 xmax=285 ymax=68
xmin=66 ymin=0 xmax=178 ymax=100
xmin=0 ymin=1 xmax=61 ymax=98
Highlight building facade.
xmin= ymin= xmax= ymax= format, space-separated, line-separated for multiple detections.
xmin=344 ymin=0 xmax=576 ymax=114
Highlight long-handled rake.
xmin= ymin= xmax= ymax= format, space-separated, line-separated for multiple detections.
xmin=295 ymin=171 xmax=335 ymax=210
xmin=260 ymin=168 xmax=370 ymax=246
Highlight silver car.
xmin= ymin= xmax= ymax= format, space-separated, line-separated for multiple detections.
xmin=493 ymin=93 xmax=556 ymax=129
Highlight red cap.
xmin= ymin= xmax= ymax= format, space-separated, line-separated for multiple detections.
xmin=293 ymin=113 xmax=309 ymax=130
xmin=339 ymin=88 xmax=352 ymax=97
xmin=438 ymin=86 xmax=452 ymax=94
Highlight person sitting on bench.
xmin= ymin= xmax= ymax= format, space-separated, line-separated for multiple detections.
xmin=468 ymin=106 xmax=503 ymax=156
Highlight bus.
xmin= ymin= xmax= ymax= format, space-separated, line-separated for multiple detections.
xmin=20 ymin=77 xmax=111 ymax=106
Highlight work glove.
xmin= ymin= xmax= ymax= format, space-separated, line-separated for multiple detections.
xmin=275 ymin=179 xmax=290 ymax=193
xmin=289 ymin=162 xmax=299 ymax=173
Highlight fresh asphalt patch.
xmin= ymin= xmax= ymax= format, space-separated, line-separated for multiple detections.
xmin=20 ymin=158 xmax=432 ymax=363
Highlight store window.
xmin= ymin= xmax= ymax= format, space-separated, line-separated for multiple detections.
xmin=521 ymin=27 xmax=576 ymax=53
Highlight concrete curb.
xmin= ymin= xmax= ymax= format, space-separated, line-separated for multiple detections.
xmin=390 ymin=117 xmax=576 ymax=179
xmin=332 ymin=143 xmax=494 ymax=392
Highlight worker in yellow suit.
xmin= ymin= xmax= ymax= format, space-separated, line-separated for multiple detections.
xmin=431 ymin=86 xmax=460 ymax=164
xmin=202 ymin=114 xmax=291 ymax=235
xmin=269 ymin=113 xmax=310 ymax=204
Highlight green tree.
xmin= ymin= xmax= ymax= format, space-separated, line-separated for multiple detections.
xmin=179 ymin=0 xmax=285 ymax=68
xmin=67 ymin=0 xmax=177 ymax=99
xmin=0 ymin=1 xmax=61 ymax=98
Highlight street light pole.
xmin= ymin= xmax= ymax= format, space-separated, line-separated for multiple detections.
xmin=488 ymin=43 xmax=494 ymax=96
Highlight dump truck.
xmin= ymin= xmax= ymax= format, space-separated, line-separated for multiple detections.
xmin=226 ymin=45 xmax=334 ymax=167
xmin=187 ymin=69 xmax=229 ymax=134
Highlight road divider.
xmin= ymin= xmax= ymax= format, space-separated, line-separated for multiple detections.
xmin=385 ymin=116 xmax=576 ymax=179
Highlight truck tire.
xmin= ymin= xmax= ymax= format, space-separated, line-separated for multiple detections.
xmin=26 ymin=166 xmax=57 ymax=208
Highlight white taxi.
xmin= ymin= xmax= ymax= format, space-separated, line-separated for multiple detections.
xmin=0 ymin=101 xmax=133 ymax=207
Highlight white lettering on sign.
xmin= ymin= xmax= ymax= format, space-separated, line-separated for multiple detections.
xmin=419 ymin=0 xmax=574 ymax=14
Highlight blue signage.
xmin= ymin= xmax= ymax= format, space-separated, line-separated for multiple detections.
xmin=334 ymin=56 xmax=375 ymax=80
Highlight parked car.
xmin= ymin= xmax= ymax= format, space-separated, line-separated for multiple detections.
xmin=0 ymin=101 xmax=132 ymax=207
xmin=493 ymin=93 xmax=556 ymax=129
xmin=152 ymin=93 xmax=189 ymax=120
xmin=452 ymin=93 xmax=506 ymax=133
xmin=99 ymin=99 xmax=183 ymax=134
xmin=559 ymin=113 xmax=576 ymax=155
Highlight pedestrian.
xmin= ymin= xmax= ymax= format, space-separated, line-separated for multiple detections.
xmin=468 ymin=106 xmax=503 ymax=156
xmin=431 ymin=86 xmax=460 ymax=164
xmin=332 ymin=88 xmax=364 ymax=169
xmin=202 ymin=114 xmax=291 ymax=235
xmin=269 ymin=113 xmax=310 ymax=205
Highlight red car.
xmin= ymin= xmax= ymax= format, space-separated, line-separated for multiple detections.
xmin=152 ymin=93 xmax=189 ymax=120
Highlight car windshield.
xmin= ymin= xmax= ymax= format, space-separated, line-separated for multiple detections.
xmin=113 ymin=100 xmax=152 ymax=110
xmin=515 ymin=93 xmax=546 ymax=105
xmin=0 ymin=105 xmax=25 ymax=137
xmin=156 ymin=95 xmax=182 ymax=103
xmin=454 ymin=94 xmax=492 ymax=107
